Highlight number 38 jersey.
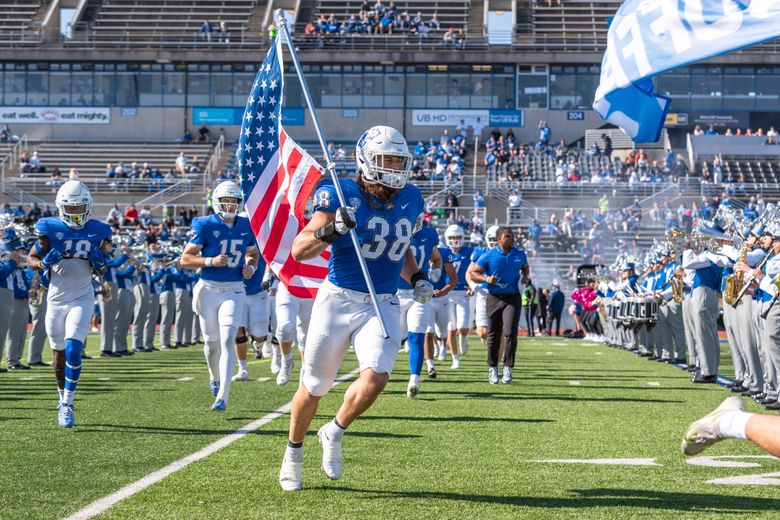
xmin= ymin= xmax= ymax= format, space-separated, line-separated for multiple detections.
xmin=315 ymin=178 xmax=424 ymax=294
xmin=189 ymin=214 xmax=256 ymax=283
xmin=35 ymin=217 xmax=112 ymax=305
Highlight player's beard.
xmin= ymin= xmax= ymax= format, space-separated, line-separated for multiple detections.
xmin=357 ymin=174 xmax=397 ymax=208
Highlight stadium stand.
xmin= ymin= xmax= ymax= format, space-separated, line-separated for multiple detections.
xmin=6 ymin=140 xmax=216 ymax=195
xmin=70 ymin=0 xmax=266 ymax=47
xmin=0 ymin=0 xmax=47 ymax=44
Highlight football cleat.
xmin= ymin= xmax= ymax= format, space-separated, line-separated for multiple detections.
xmin=58 ymin=403 xmax=75 ymax=428
xmin=427 ymin=366 xmax=437 ymax=379
xmin=209 ymin=380 xmax=220 ymax=397
xmin=211 ymin=399 xmax=226 ymax=412
xmin=488 ymin=367 xmax=499 ymax=385
xmin=277 ymin=357 xmax=294 ymax=386
xmin=262 ymin=342 xmax=273 ymax=358
xmin=437 ymin=349 xmax=447 ymax=362
xmin=450 ymin=357 xmax=460 ymax=370
xmin=501 ymin=366 xmax=513 ymax=384
xmin=270 ymin=354 xmax=282 ymax=374
xmin=407 ymin=381 xmax=419 ymax=399
xmin=317 ymin=425 xmax=343 ymax=480
xmin=681 ymin=396 xmax=744 ymax=456
xmin=279 ymin=447 xmax=303 ymax=491
xmin=459 ymin=342 xmax=468 ymax=356
xmin=232 ymin=370 xmax=249 ymax=382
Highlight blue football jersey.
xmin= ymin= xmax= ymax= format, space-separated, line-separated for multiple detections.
xmin=189 ymin=214 xmax=256 ymax=283
xmin=314 ymin=178 xmax=424 ymax=294
xmin=398 ymin=226 xmax=439 ymax=290
xmin=470 ymin=246 xmax=490 ymax=289
xmin=35 ymin=217 xmax=112 ymax=258
xmin=243 ymin=255 xmax=267 ymax=295
xmin=432 ymin=246 xmax=453 ymax=291
xmin=441 ymin=245 xmax=473 ymax=291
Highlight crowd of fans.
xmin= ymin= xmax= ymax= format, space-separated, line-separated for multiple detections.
xmin=303 ymin=1 xmax=464 ymax=47
xmin=410 ymin=128 xmax=469 ymax=183
xmin=199 ymin=20 xmax=232 ymax=43
xmin=692 ymin=124 xmax=780 ymax=145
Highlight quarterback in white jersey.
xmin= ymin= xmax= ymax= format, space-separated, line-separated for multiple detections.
xmin=180 ymin=181 xmax=259 ymax=412
xmin=28 ymin=180 xmax=112 ymax=428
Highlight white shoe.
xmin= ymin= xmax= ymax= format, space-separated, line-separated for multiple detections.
xmin=501 ymin=366 xmax=513 ymax=384
xmin=407 ymin=381 xmax=419 ymax=399
xmin=317 ymin=424 xmax=343 ymax=480
xmin=403 ymin=343 xmax=409 ymax=353
xmin=450 ymin=358 xmax=460 ymax=370
xmin=279 ymin=446 xmax=303 ymax=491
xmin=270 ymin=354 xmax=282 ymax=374
xmin=681 ymin=396 xmax=745 ymax=456
xmin=488 ymin=367 xmax=499 ymax=384
xmin=459 ymin=341 xmax=468 ymax=356
xmin=90 ymin=326 xmax=98 ymax=333
xmin=231 ymin=370 xmax=249 ymax=382
xmin=262 ymin=342 xmax=272 ymax=358
xmin=277 ymin=357 xmax=294 ymax=386
xmin=437 ymin=350 xmax=447 ymax=361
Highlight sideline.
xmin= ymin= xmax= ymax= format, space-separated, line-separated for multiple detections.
xmin=65 ymin=367 xmax=361 ymax=520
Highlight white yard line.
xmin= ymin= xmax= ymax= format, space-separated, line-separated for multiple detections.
xmin=65 ymin=367 xmax=361 ymax=520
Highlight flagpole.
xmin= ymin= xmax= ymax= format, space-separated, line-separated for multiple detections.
xmin=275 ymin=11 xmax=389 ymax=339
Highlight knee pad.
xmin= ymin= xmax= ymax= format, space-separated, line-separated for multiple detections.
xmin=235 ymin=335 xmax=248 ymax=345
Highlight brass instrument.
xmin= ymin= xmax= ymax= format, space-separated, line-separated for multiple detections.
xmin=724 ymin=243 xmax=749 ymax=306
xmin=731 ymin=251 xmax=770 ymax=308
xmin=760 ymin=271 xmax=780 ymax=319
xmin=30 ymin=270 xmax=46 ymax=307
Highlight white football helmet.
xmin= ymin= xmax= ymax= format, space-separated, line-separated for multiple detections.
xmin=55 ymin=180 xmax=92 ymax=229
xmin=444 ymin=224 xmax=464 ymax=250
xmin=485 ymin=225 xmax=500 ymax=248
xmin=356 ymin=126 xmax=413 ymax=190
xmin=213 ymin=181 xmax=243 ymax=219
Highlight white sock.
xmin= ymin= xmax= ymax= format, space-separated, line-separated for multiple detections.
xmin=252 ymin=340 xmax=263 ymax=351
xmin=459 ymin=335 xmax=468 ymax=353
xmin=480 ymin=336 xmax=485 ymax=344
xmin=58 ymin=388 xmax=64 ymax=402
xmin=284 ymin=445 xmax=303 ymax=461
xmin=216 ymin=336 xmax=237 ymax=402
xmin=239 ymin=359 xmax=248 ymax=372
xmin=426 ymin=359 xmax=435 ymax=370
xmin=204 ymin=341 xmax=220 ymax=382
xmin=452 ymin=354 xmax=460 ymax=364
xmin=63 ymin=389 xmax=75 ymax=405
xmin=272 ymin=344 xmax=281 ymax=358
xmin=718 ymin=410 xmax=753 ymax=440
xmin=325 ymin=418 xmax=346 ymax=440
xmin=409 ymin=374 xmax=420 ymax=386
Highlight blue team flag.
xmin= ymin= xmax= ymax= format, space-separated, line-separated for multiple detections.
xmin=593 ymin=0 xmax=780 ymax=143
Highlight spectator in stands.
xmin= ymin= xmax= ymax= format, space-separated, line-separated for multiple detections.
xmin=693 ymin=124 xmax=705 ymax=136
xmin=200 ymin=21 xmax=214 ymax=42
xmin=706 ymin=125 xmax=717 ymax=135
xmin=601 ymin=133 xmax=612 ymax=160
xmin=473 ymin=190 xmax=485 ymax=209
xmin=664 ymin=148 xmax=674 ymax=169
xmin=538 ymin=120 xmax=551 ymax=147
xmin=672 ymin=154 xmax=688 ymax=179
xmin=268 ymin=22 xmax=278 ymax=40
xmin=47 ymin=168 xmax=63 ymax=191
xmin=528 ymin=219 xmax=541 ymax=249
xmin=508 ymin=190 xmax=522 ymax=208
xmin=175 ymin=152 xmax=190 ymax=176
xmin=0 ymin=125 xmax=18 ymax=142
xmin=139 ymin=206 xmax=153 ymax=227
xmin=106 ymin=204 xmax=122 ymax=226
xmin=197 ymin=124 xmax=211 ymax=143
xmin=125 ymin=204 xmax=139 ymax=225
xmin=68 ymin=168 xmax=79 ymax=180
xmin=218 ymin=21 xmax=230 ymax=43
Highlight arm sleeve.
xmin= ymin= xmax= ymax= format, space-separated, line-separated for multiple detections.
xmin=150 ymin=270 xmax=166 ymax=283
xmin=765 ymin=256 xmax=780 ymax=278
xmin=759 ymin=274 xmax=777 ymax=295
xmin=188 ymin=219 xmax=205 ymax=246
xmin=107 ymin=253 xmax=128 ymax=267
xmin=682 ymin=250 xmax=711 ymax=270
xmin=747 ymin=249 xmax=767 ymax=267
xmin=475 ymin=253 xmax=490 ymax=272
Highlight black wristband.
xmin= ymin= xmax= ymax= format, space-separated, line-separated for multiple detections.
xmin=410 ymin=271 xmax=428 ymax=285
xmin=314 ymin=221 xmax=341 ymax=244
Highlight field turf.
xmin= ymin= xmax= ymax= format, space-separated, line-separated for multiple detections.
xmin=1 ymin=334 xmax=778 ymax=519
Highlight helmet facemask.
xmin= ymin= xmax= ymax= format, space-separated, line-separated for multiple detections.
xmin=359 ymin=150 xmax=412 ymax=190
xmin=216 ymin=197 xmax=242 ymax=220
xmin=59 ymin=203 xmax=90 ymax=229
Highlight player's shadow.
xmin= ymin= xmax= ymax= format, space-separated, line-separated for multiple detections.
xmin=74 ymin=424 xmax=422 ymax=439
xmin=316 ymin=486 xmax=780 ymax=512
xmin=384 ymin=390 xmax=684 ymax=404
xmin=359 ymin=415 xmax=554 ymax=424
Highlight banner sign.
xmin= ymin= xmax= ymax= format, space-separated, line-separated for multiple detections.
xmin=488 ymin=109 xmax=523 ymax=127
xmin=412 ymin=109 xmax=522 ymax=127
xmin=593 ymin=1 xmax=780 ymax=142
xmin=194 ymin=107 xmax=305 ymax=126
xmin=0 ymin=107 xmax=110 ymax=124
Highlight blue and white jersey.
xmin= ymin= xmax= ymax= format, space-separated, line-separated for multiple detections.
xmin=432 ymin=246 xmax=455 ymax=293
xmin=470 ymin=246 xmax=490 ymax=290
xmin=10 ymin=265 xmax=29 ymax=300
xmin=398 ymin=226 xmax=439 ymax=291
xmin=35 ymin=217 xmax=112 ymax=305
xmin=188 ymin=214 xmax=256 ymax=283
xmin=243 ymin=256 xmax=267 ymax=296
xmin=0 ymin=258 xmax=17 ymax=289
xmin=314 ymin=178 xmax=424 ymax=294
xmin=441 ymin=245 xmax=473 ymax=291
xmin=115 ymin=264 xmax=136 ymax=290
xmin=159 ymin=267 xmax=175 ymax=293
xmin=475 ymin=247 xmax=528 ymax=296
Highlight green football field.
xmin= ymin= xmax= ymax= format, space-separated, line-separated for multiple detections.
xmin=2 ymin=335 xmax=778 ymax=520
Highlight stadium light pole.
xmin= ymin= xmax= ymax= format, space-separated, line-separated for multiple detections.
xmin=275 ymin=10 xmax=390 ymax=338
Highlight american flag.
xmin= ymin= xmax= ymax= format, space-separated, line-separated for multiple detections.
xmin=238 ymin=39 xmax=329 ymax=298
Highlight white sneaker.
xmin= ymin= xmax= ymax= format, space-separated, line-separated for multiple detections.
xmin=403 ymin=343 xmax=409 ymax=353
xmin=277 ymin=357 xmax=294 ymax=386
xmin=90 ymin=326 xmax=98 ymax=333
xmin=317 ymin=424 xmax=343 ymax=480
xmin=459 ymin=341 xmax=468 ymax=356
xmin=279 ymin=446 xmax=303 ymax=491
xmin=407 ymin=380 xmax=419 ymax=399
xmin=437 ymin=350 xmax=447 ymax=362
xmin=232 ymin=370 xmax=249 ymax=382
xmin=450 ymin=357 xmax=460 ymax=370
xmin=270 ymin=354 xmax=282 ymax=374
xmin=262 ymin=342 xmax=272 ymax=358
xmin=681 ymin=396 xmax=745 ymax=456
xmin=501 ymin=366 xmax=513 ymax=384
xmin=488 ymin=367 xmax=499 ymax=384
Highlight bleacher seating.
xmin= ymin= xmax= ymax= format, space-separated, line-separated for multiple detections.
xmin=514 ymin=0 xmax=620 ymax=50
xmin=80 ymin=0 xmax=263 ymax=45
xmin=697 ymin=156 xmax=780 ymax=185
xmin=313 ymin=0 xmax=470 ymax=32
xmin=9 ymin=141 xmax=214 ymax=194
xmin=0 ymin=1 xmax=42 ymax=42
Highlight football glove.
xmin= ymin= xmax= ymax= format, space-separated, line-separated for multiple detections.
xmin=314 ymin=207 xmax=356 ymax=244
xmin=428 ymin=268 xmax=441 ymax=283
xmin=261 ymin=270 xmax=275 ymax=291
xmin=39 ymin=249 xmax=62 ymax=269
xmin=411 ymin=271 xmax=433 ymax=304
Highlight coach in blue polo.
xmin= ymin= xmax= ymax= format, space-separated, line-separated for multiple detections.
xmin=469 ymin=226 xmax=529 ymax=385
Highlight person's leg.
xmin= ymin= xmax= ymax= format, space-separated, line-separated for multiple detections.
xmin=145 ymin=293 xmax=159 ymax=350
xmin=502 ymin=295 xmax=521 ymax=375
xmin=27 ymin=299 xmax=47 ymax=365
xmin=486 ymin=294 xmax=503 ymax=370
xmin=723 ymin=299 xmax=745 ymax=383
xmin=737 ymin=297 xmax=764 ymax=392
xmin=746 ymin=414 xmax=780 ymax=457
xmin=132 ymin=284 xmax=149 ymax=352
xmin=212 ymin=292 xmax=243 ymax=409
xmin=99 ymin=286 xmax=116 ymax=353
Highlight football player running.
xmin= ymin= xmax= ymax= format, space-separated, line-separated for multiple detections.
xmin=232 ymin=241 xmax=269 ymax=383
xmin=28 ymin=180 xmax=112 ymax=428
xmin=279 ymin=126 xmax=431 ymax=491
xmin=180 ymin=181 xmax=259 ymax=412
xmin=468 ymin=225 xmax=500 ymax=342
xmin=273 ymin=273 xmax=314 ymax=385
xmin=429 ymin=244 xmax=457 ymax=368
xmin=442 ymin=225 xmax=474 ymax=367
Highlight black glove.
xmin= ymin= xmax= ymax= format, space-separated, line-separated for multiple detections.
xmin=314 ymin=207 xmax=356 ymax=244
